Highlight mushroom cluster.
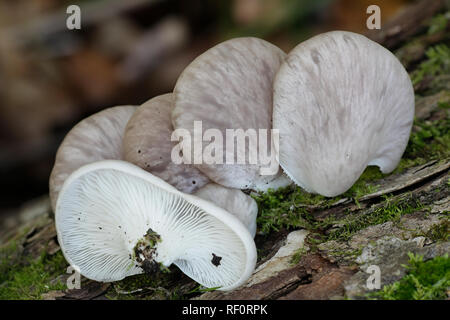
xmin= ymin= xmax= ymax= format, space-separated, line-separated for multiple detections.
xmin=51 ymin=31 xmax=414 ymax=291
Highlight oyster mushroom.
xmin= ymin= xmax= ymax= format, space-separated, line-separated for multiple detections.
xmin=194 ymin=183 xmax=258 ymax=237
xmin=273 ymin=31 xmax=415 ymax=197
xmin=172 ymin=37 xmax=288 ymax=191
xmin=49 ymin=106 xmax=136 ymax=211
xmin=55 ymin=160 xmax=257 ymax=290
xmin=123 ymin=93 xmax=209 ymax=193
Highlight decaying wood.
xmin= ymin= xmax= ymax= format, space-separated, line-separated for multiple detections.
xmin=199 ymin=254 xmax=355 ymax=300
xmin=2 ymin=158 xmax=446 ymax=300
xmin=365 ymin=0 xmax=447 ymax=49
xmin=1 ymin=1 xmax=448 ymax=301
xmin=313 ymin=160 xmax=449 ymax=221
xmin=359 ymin=161 xmax=449 ymax=202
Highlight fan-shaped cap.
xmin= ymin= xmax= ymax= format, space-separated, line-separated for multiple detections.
xmin=273 ymin=31 xmax=414 ymax=197
xmin=123 ymin=93 xmax=209 ymax=193
xmin=194 ymin=183 xmax=258 ymax=237
xmin=172 ymin=37 xmax=286 ymax=191
xmin=55 ymin=160 xmax=256 ymax=290
xmin=49 ymin=106 xmax=136 ymax=211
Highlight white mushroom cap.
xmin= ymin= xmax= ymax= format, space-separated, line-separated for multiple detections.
xmin=273 ymin=31 xmax=414 ymax=197
xmin=49 ymin=106 xmax=136 ymax=211
xmin=123 ymin=93 xmax=210 ymax=193
xmin=172 ymin=37 xmax=286 ymax=191
xmin=194 ymin=183 xmax=258 ymax=237
xmin=55 ymin=160 xmax=256 ymax=291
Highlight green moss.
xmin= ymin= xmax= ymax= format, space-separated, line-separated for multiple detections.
xmin=425 ymin=219 xmax=449 ymax=242
xmin=388 ymin=116 xmax=449 ymax=175
xmin=437 ymin=99 xmax=450 ymax=110
xmin=403 ymin=118 xmax=450 ymax=160
xmin=411 ymin=44 xmax=450 ymax=87
xmin=321 ymin=247 xmax=362 ymax=262
xmin=255 ymin=182 xmax=423 ymax=245
xmin=253 ymin=166 xmax=388 ymax=234
xmin=290 ymin=247 xmax=309 ymax=265
xmin=0 ymin=225 xmax=35 ymax=282
xmin=0 ymin=221 xmax=72 ymax=300
xmin=0 ymin=250 xmax=68 ymax=300
xmin=0 ymin=240 xmax=21 ymax=285
xmin=106 ymin=263 xmax=189 ymax=300
xmin=253 ymin=186 xmax=314 ymax=234
xmin=325 ymin=196 xmax=423 ymax=242
xmin=370 ymin=253 xmax=450 ymax=300
xmin=111 ymin=271 xmax=169 ymax=293
xmin=341 ymin=166 xmax=383 ymax=205
xmin=427 ymin=12 xmax=449 ymax=35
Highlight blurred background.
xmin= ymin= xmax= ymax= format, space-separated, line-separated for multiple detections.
xmin=0 ymin=0 xmax=423 ymax=228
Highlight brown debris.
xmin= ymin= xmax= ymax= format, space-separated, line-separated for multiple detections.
xmin=62 ymin=49 xmax=120 ymax=106
xmin=22 ymin=219 xmax=59 ymax=260
xmin=199 ymin=254 xmax=355 ymax=300
xmin=415 ymin=91 xmax=450 ymax=120
xmin=57 ymin=281 xmax=111 ymax=300
xmin=209 ymin=266 xmax=307 ymax=300
xmin=280 ymin=269 xmax=354 ymax=300
xmin=365 ymin=0 xmax=446 ymax=49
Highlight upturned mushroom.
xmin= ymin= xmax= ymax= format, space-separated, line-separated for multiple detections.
xmin=55 ymin=160 xmax=257 ymax=290
xmin=273 ymin=31 xmax=415 ymax=197
xmin=172 ymin=37 xmax=289 ymax=191
xmin=123 ymin=93 xmax=210 ymax=194
xmin=194 ymin=183 xmax=258 ymax=237
xmin=49 ymin=106 xmax=136 ymax=211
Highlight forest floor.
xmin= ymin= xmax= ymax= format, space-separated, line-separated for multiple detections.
xmin=0 ymin=1 xmax=449 ymax=300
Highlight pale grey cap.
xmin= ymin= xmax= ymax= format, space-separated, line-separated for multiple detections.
xmin=172 ymin=37 xmax=287 ymax=191
xmin=123 ymin=93 xmax=210 ymax=193
xmin=273 ymin=31 xmax=415 ymax=197
xmin=49 ymin=106 xmax=136 ymax=211
xmin=194 ymin=183 xmax=258 ymax=237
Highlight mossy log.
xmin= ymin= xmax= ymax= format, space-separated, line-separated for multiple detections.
xmin=0 ymin=0 xmax=449 ymax=300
